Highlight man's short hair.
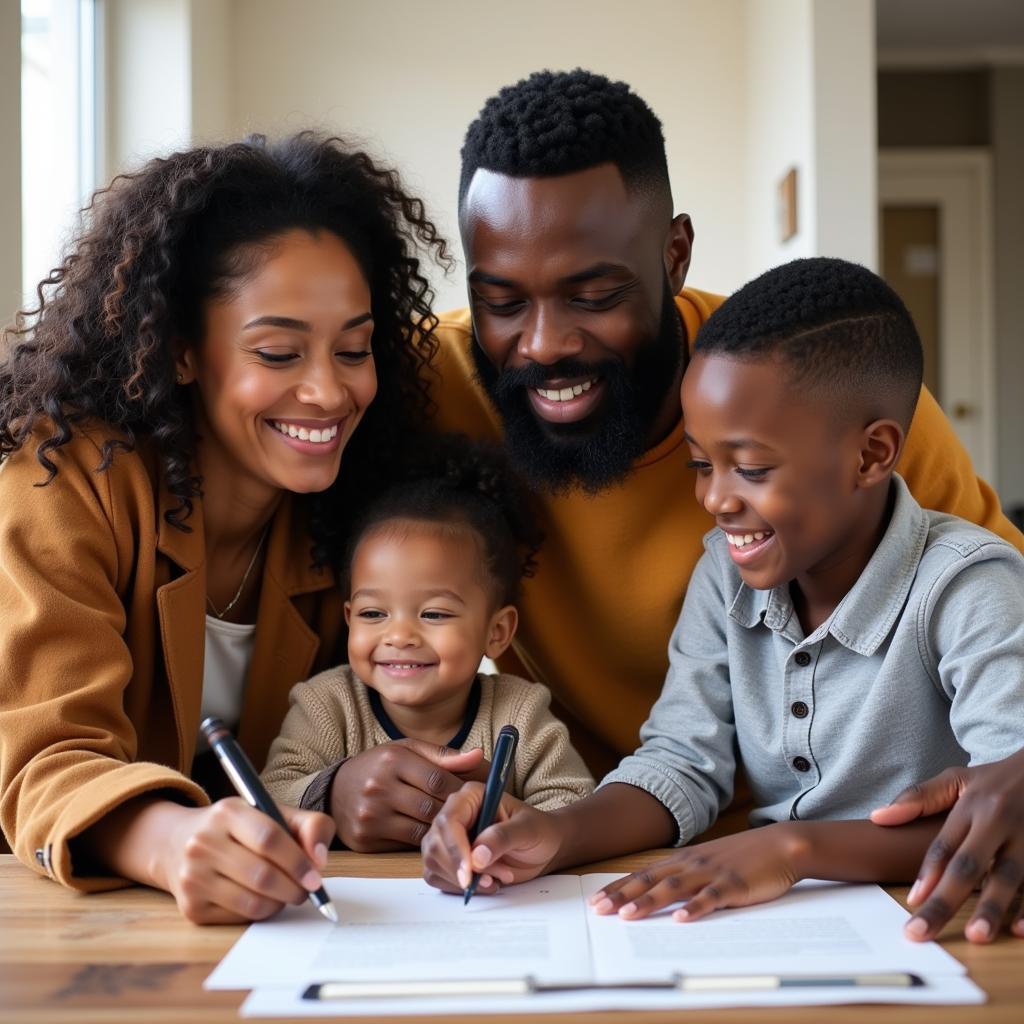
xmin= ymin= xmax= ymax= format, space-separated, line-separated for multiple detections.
xmin=695 ymin=257 xmax=924 ymax=430
xmin=459 ymin=68 xmax=670 ymax=206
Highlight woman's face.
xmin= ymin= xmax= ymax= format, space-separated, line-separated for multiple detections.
xmin=180 ymin=228 xmax=377 ymax=501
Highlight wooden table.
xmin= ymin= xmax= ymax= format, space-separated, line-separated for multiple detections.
xmin=1 ymin=850 xmax=1020 ymax=1024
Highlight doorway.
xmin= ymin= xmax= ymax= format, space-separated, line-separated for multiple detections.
xmin=878 ymin=149 xmax=996 ymax=483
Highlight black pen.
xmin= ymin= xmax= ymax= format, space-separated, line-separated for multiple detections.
xmin=200 ymin=716 xmax=338 ymax=923
xmin=464 ymin=724 xmax=519 ymax=905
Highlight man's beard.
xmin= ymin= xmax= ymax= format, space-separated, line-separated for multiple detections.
xmin=470 ymin=283 xmax=684 ymax=495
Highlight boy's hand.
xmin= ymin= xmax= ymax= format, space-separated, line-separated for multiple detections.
xmin=870 ymin=749 xmax=1024 ymax=942
xmin=331 ymin=740 xmax=488 ymax=852
xmin=421 ymin=782 xmax=564 ymax=894
xmin=589 ymin=825 xmax=807 ymax=922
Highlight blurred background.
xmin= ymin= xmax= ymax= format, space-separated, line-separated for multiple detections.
xmin=2 ymin=0 xmax=1022 ymax=517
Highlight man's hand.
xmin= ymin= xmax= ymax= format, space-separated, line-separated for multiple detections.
xmin=870 ymin=750 xmax=1024 ymax=943
xmin=330 ymin=740 xmax=488 ymax=851
xmin=421 ymin=783 xmax=565 ymax=894
xmin=588 ymin=824 xmax=806 ymax=922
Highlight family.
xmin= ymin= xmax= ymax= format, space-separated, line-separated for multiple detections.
xmin=2 ymin=70 xmax=1022 ymax=945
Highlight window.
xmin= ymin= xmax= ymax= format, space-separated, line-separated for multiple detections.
xmin=21 ymin=0 xmax=99 ymax=306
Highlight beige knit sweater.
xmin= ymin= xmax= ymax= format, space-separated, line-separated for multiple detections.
xmin=262 ymin=667 xmax=595 ymax=811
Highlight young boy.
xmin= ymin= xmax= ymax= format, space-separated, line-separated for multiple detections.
xmin=420 ymin=258 xmax=1024 ymax=943
xmin=261 ymin=437 xmax=593 ymax=836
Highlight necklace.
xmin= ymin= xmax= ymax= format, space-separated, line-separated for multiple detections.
xmin=206 ymin=526 xmax=269 ymax=620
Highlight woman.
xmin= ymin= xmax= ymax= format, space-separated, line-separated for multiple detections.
xmin=0 ymin=132 xmax=449 ymax=923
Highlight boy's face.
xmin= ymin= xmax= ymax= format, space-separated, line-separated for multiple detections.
xmin=681 ymin=352 xmax=873 ymax=592
xmin=345 ymin=522 xmax=515 ymax=717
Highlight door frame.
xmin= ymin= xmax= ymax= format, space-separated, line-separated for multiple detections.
xmin=878 ymin=148 xmax=996 ymax=484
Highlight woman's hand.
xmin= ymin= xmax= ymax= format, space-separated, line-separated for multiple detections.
xmin=84 ymin=795 xmax=335 ymax=925
xmin=870 ymin=750 xmax=1024 ymax=943
xmin=151 ymin=798 xmax=335 ymax=924
xmin=589 ymin=824 xmax=807 ymax=922
xmin=421 ymin=782 xmax=565 ymax=894
xmin=330 ymin=740 xmax=489 ymax=852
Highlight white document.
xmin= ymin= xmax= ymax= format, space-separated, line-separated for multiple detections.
xmin=205 ymin=875 xmax=985 ymax=1014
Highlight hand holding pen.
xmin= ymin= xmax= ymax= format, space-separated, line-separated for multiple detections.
xmin=201 ymin=717 xmax=339 ymax=923
xmin=463 ymin=725 xmax=520 ymax=904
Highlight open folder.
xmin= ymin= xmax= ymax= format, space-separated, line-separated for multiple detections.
xmin=206 ymin=874 xmax=984 ymax=1016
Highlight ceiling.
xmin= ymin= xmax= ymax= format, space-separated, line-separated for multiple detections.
xmin=877 ymin=0 xmax=1024 ymax=63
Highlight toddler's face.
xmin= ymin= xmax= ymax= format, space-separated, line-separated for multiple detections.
xmin=345 ymin=521 xmax=514 ymax=713
xmin=680 ymin=352 xmax=872 ymax=592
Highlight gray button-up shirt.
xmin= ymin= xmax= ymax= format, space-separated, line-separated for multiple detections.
xmin=601 ymin=475 xmax=1024 ymax=845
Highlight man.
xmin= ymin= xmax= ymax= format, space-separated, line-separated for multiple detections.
xmin=325 ymin=70 xmax=1024 ymax=940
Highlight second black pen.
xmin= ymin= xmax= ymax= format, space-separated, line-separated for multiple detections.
xmin=463 ymin=724 xmax=520 ymax=905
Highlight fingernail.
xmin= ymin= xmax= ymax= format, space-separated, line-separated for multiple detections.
xmin=301 ymin=868 xmax=323 ymax=891
xmin=593 ymin=897 xmax=614 ymax=914
xmin=457 ymin=865 xmax=470 ymax=888
xmin=1013 ymin=919 xmax=1024 ymax=937
xmin=619 ymin=902 xmax=637 ymax=917
xmin=674 ymin=907 xmax=691 ymax=921
xmin=588 ymin=891 xmax=606 ymax=905
xmin=907 ymin=880 xmax=923 ymax=904
xmin=967 ymin=918 xmax=992 ymax=941
xmin=314 ymin=843 xmax=328 ymax=866
xmin=471 ymin=845 xmax=492 ymax=869
xmin=905 ymin=916 xmax=929 ymax=940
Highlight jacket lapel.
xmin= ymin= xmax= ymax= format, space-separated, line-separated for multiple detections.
xmin=237 ymin=497 xmax=336 ymax=769
xmin=154 ymin=481 xmax=207 ymax=773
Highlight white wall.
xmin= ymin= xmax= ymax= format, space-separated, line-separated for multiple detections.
xmin=813 ymin=0 xmax=876 ymax=267
xmin=104 ymin=0 xmax=192 ymax=173
xmin=744 ymin=0 xmax=817 ymax=275
xmin=88 ymin=0 xmax=879 ymax=313
xmin=744 ymin=0 xmax=876 ymax=279
xmin=226 ymin=0 xmax=752 ymax=311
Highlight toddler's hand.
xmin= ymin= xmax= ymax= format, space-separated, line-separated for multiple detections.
xmin=421 ymin=782 xmax=563 ymax=894
xmin=589 ymin=824 xmax=806 ymax=922
xmin=331 ymin=739 xmax=486 ymax=851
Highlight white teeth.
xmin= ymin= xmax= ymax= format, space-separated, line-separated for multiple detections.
xmin=272 ymin=422 xmax=339 ymax=443
xmin=535 ymin=378 xmax=596 ymax=402
xmin=726 ymin=530 xmax=772 ymax=549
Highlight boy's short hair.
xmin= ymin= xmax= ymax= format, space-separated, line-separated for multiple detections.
xmin=459 ymin=68 xmax=670 ymax=208
xmin=695 ymin=257 xmax=924 ymax=430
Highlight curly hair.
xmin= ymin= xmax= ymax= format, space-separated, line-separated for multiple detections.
xmin=695 ymin=257 xmax=923 ymax=429
xmin=0 ymin=131 xmax=453 ymax=566
xmin=459 ymin=68 xmax=670 ymax=206
xmin=345 ymin=433 xmax=544 ymax=606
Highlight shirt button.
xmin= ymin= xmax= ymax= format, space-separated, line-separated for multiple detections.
xmin=793 ymin=756 xmax=811 ymax=772
xmin=794 ymin=651 xmax=811 ymax=667
xmin=791 ymin=701 xmax=809 ymax=718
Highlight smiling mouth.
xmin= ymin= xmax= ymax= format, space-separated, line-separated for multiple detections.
xmin=533 ymin=377 xmax=597 ymax=402
xmin=722 ymin=528 xmax=776 ymax=565
xmin=268 ymin=419 xmax=340 ymax=444
xmin=725 ymin=530 xmax=773 ymax=550
xmin=527 ymin=376 xmax=605 ymax=424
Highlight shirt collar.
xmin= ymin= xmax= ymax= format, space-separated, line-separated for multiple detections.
xmin=728 ymin=475 xmax=929 ymax=655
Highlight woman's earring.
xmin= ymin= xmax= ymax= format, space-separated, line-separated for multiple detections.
xmin=176 ymin=372 xmax=184 ymax=384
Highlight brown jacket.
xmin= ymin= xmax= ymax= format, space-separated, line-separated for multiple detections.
xmin=0 ymin=425 xmax=345 ymax=891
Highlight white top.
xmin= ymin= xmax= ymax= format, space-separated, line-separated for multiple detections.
xmin=197 ymin=614 xmax=257 ymax=749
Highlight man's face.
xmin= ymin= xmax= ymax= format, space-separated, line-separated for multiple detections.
xmin=461 ymin=164 xmax=692 ymax=493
